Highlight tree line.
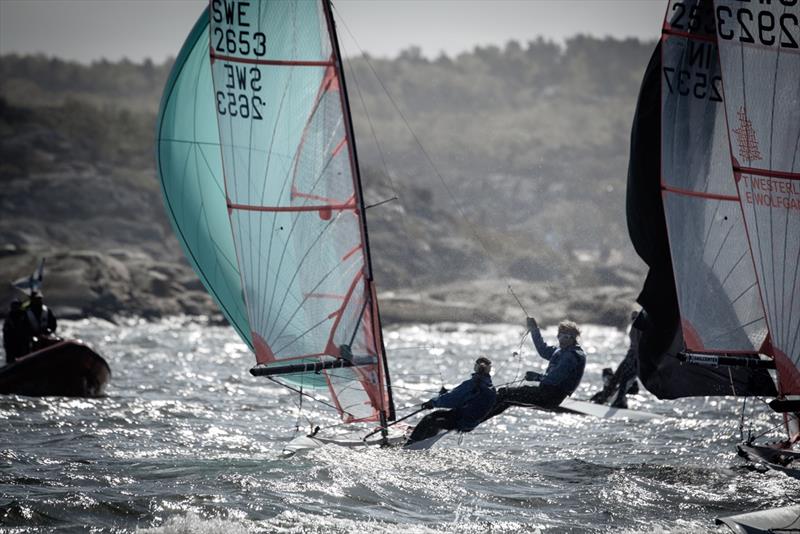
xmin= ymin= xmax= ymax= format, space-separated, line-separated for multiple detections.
xmin=1 ymin=35 xmax=657 ymax=287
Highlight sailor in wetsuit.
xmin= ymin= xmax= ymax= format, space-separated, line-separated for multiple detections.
xmin=406 ymin=357 xmax=496 ymax=445
xmin=24 ymin=293 xmax=57 ymax=350
xmin=590 ymin=310 xmax=645 ymax=408
xmin=3 ymin=299 xmax=31 ymax=364
xmin=482 ymin=318 xmax=586 ymax=420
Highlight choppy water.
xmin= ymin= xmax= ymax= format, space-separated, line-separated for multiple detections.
xmin=1 ymin=318 xmax=798 ymax=533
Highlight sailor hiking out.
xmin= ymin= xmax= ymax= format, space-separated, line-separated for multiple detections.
xmin=483 ymin=317 xmax=586 ymax=421
xmin=590 ymin=310 xmax=645 ymax=409
xmin=2 ymin=300 xmax=31 ymax=364
xmin=405 ymin=357 xmax=496 ymax=446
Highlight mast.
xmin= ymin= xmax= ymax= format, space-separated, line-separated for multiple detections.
xmin=322 ymin=0 xmax=395 ymax=421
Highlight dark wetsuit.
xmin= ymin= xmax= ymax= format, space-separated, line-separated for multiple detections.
xmin=407 ymin=373 xmax=496 ymax=444
xmin=591 ymin=315 xmax=644 ymax=408
xmin=483 ymin=327 xmax=586 ymax=420
xmin=25 ymin=304 xmax=57 ymax=351
xmin=3 ymin=308 xmax=30 ymax=364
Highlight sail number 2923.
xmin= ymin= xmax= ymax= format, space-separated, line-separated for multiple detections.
xmin=716 ymin=3 xmax=799 ymax=49
xmin=669 ymin=1 xmax=799 ymax=49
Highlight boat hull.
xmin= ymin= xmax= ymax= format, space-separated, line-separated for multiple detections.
xmin=716 ymin=504 xmax=800 ymax=533
xmin=738 ymin=443 xmax=800 ymax=480
xmin=558 ymin=399 xmax=661 ymax=420
xmin=0 ymin=340 xmax=110 ymax=398
xmin=282 ymin=426 xmax=409 ymax=456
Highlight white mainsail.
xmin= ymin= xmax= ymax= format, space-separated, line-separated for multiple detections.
xmin=714 ymin=0 xmax=800 ymax=401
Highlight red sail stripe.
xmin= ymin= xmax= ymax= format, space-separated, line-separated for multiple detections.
xmin=734 ymin=166 xmax=800 ymax=181
xmin=661 ymin=184 xmax=740 ymax=202
xmin=331 ymin=137 xmax=347 ymax=157
xmin=227 ymin=201 xmax=356 ymax=213
xmin=342 ymin=244 xmax=362 ymax=262
xmin=209 ymin=48 xmax=333 ymax=67
xmin=661 ymin=27 xmax=716 ymax=44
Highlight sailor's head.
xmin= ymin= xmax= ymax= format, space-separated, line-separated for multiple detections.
xmin=30 ymin=293 xmax=43 ymax=309
xmin=9 ymin=299 xmax=21 ymax=311
xmin=474 ymin=356 xmax=492 ymax=375
xmin=557 ymin=321 xmax=580 ymax=348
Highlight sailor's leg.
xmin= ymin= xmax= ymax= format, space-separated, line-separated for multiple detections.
xmin=407 ymin=410 xmax=450 ymax=443
xmin=612 ymin=362 xmax=638 ymax=407
xmin=481 ymin=387 xmax=516 ymax=422
xmin=611 ymin=383 xmax=630 ymax=408
xmin=438 ymin=410 xmax=460 ymax=431
xmin=484 ymin=385 xmax=567 ymax=419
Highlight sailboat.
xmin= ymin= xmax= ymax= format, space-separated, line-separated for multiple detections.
xmin=156 ymin=0 xmax=398 ymax=448
xmin=628 ymin=0 xmax=799 ymax=478
xmin=0 ymin=260 xmax=111 ymax=398
xmin=714 ymin=0 xmax=800 ymax=476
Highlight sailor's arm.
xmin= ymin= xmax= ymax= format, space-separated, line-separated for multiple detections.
xmin=431 ymin=379 xmax=471 ymax=409
xmin=528 ymin=317 xmax=556 ymax=360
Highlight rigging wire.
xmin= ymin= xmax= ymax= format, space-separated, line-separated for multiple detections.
xmin=738 ymin=395 xmax=748 ymax=442
xmin=335 ymin=11 xmax=534 ymax=395
xmin=332 ymin=4 xmax=531 ymax=309
xmin=266 ymin=376 xmax=347 ymax=417
xmin=333 ymin=8 xmax=509 ymax=277
xmin=339 ymin=35 xmax=450 ymax=393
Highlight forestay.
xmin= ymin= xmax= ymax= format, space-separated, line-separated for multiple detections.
xmin=207 ymin=0 xmax=393 ymax=423
xmin=714 ymin=0 xmax=800 ymax=396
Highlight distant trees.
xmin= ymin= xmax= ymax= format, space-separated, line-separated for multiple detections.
xmin=0 ymin=35 xmax=655 ymax=287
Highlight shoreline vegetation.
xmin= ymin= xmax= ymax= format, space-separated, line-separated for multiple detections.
xmin=0 ymin=37 xmax=654 ymax=330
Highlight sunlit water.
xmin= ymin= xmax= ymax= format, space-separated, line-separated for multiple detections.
xmin=1 ymin=318 xmax=798 ymax=533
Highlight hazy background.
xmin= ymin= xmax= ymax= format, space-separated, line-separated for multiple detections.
xmin=0 ymin=1 xmax=664 ymax=63
xmin=0 ymin=0 xmax=665 ymax=327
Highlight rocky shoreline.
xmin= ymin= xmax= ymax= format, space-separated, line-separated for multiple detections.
xmin=0 ymin=248 xmax=642 ymax=331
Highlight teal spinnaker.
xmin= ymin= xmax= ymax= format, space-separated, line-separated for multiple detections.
xmin=155 ymin=8 xmax=252 ymax=349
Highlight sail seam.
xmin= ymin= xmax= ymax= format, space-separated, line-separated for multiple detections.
xmin=661 ymin=184 xmax=739 ymax=202
xmin=227 ymin=202 xmax=356 ymax=212
xmin=662 ymin=27 xmax=715 ymax=43
xmin=733 ymin=166 xmax=800 ymax=181
xmin=209 ymin=49 xmax=334 ymax=67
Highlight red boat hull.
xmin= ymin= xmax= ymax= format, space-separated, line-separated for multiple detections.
xmin=0 ymin=340 xmax=110 ymax=397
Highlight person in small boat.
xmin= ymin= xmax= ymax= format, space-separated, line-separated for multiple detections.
xmin=482 ymin=317 xmax=586 ymax=420
xmin=590 ymin=310 xmax=645 ymax=409
xmin=3 ymin=299 xmax=31 ymax=364
xmin=24 ymin=293 xmax=57 ymax=349
xmin=405 ymin=357 xmax=496 ymax=445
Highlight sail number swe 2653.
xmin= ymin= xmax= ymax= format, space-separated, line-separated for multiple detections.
xmin=211 ymin=0 xmax=267 ymax=57
xmin=215 ymin=64 xmax=264 ymax=120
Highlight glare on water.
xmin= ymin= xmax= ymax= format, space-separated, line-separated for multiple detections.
xmin=1 ymin=318 xmax=797 ymax=533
